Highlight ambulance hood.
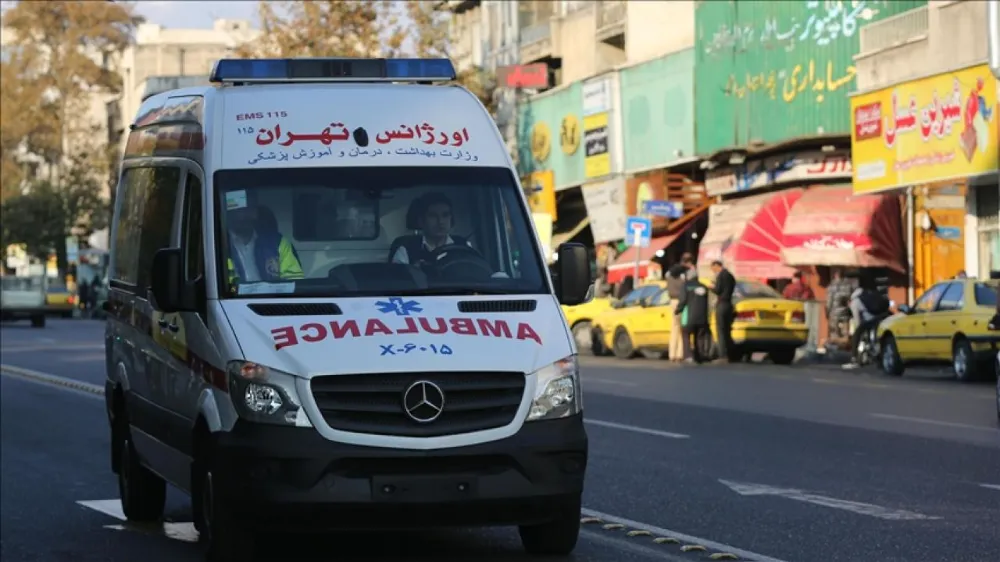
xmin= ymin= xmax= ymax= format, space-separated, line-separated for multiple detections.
xmin=219 ymin=296 xmax=573 ymax=377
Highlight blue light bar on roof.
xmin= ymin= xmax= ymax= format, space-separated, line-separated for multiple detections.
xmin=209 ymin=58 xmax=457 ymax=84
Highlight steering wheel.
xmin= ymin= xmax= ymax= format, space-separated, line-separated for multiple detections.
xmin=425 ymin=243 xmax=493 ymax=281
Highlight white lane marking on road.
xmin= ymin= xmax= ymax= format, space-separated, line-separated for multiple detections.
xmin=587 ymin=378 xmax=639 ymax=387
xmin=719 ymin=479 xmax=941 ymax=521
xmin=979 ymin=483 xmax=1000 ymax=492
xmin=581 ymin=508 xmax=791 ymax=562
xmin=79 ymin=499 xmax=198 ymax=543
xmin=870 ymin=413 xmax=999 ymax=433
xmin=0 ymin=343 xmax=104 ymax=353
xmin=585 ymin=419 xmax=690 ymax=439
xmin=0 ymin=363 xmax=105 ymax=397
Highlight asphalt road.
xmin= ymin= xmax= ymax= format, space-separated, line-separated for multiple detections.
xmin=2 ymin=318 xmax=999 ymax=562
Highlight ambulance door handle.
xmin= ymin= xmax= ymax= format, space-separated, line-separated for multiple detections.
xmin=157 ymin=318 xmax=169 ymax=329
xmin=167 ymin=323 xmax=179 ymax=333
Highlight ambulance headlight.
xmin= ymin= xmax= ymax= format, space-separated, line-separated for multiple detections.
xmin=227 ymin=361 xmax=309 ymax=426
xmin=526 ymin=356 xmax=581 ymax=422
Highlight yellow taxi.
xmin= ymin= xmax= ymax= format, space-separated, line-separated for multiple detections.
xmin=587 ymin=281 xmax=668 ymax=356
xmin=592 ymin=278 xmax=808 ymax=364
xmin=561 ymin=292 xmax=615 ymax=351
xmin=877 ymin=278 xmax=999 ymax=382
xmin=45 ymin=284 xmax=76 ymax=318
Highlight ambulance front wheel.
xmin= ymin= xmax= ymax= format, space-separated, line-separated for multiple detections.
xmin=518 ymin=496 xmax=581 ymax=556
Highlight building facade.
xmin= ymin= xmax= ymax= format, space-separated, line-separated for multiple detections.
xmin=851 ymin=0 xmax=1000 ymax=289
xmin=115 ymin=19 xmax=259 ymax=159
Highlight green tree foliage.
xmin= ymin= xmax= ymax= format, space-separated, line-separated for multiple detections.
xmin=234 ymin=1 xmax=382 ymax=58
xmin=0 ymin=0 xmax=136 ymax=270
xmin=1 ymin=151 xmax=107 ymax=267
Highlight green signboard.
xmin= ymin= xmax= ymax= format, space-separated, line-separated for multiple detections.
xmin=695 ymin=0 xmax=926 ymax=155
xmin=517 ymin=83 xmax=586 ymax=189
xmin=620 ymin=48 xmax=695 ymax=173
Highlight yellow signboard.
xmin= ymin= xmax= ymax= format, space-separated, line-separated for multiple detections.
xmin=526 ymin=169 xmax=557 ymax=220
xmin=583 ymin=112 xmax=611 ymax=178
xmin=530 ymin=122 xmax=551 ymax=162
xmin=560 ymin=114 xmax=580 ymax=155
xmin=850 ymin=64 xmax=998 ymax=194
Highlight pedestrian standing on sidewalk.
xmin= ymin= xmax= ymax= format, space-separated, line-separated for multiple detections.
xmin=675 ymin=272 xmax=711 ymax=363
xmin=665 ymin=253 xmax=694 ymax=362
xmin=782 ymin=271 xmax=814 ymax=300
xmin=710 ymin=260 xmax=736 ymax=363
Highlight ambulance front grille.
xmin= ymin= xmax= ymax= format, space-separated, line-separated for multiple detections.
xmin=310 ymin=372 xmax=526 ymax=437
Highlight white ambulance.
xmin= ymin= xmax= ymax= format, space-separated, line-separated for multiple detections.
xmin=103 ymin=58 xmax=592 ymax=561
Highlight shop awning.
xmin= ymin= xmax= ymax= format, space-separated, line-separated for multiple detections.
xmin=697 ymin=189 xmax=804 ymax=280
xmin=781 ymin=185 xmax=905 ymax=273
xmin=606 ymin=228 xmax=688 ymax=284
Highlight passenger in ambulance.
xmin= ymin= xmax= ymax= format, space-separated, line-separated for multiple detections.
xmin=225 ymin=188 xmax=304 ymax=286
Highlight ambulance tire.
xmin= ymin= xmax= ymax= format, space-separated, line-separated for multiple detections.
xmin=518 ymin=497 xmax=581 ymax=556
xmin=31 ymin=314 xmax=45 ymax=328
xmin=116 ymin=416 xmax=166 ymax=522
xmin=195 ymin=442 xmax=256 ymax=561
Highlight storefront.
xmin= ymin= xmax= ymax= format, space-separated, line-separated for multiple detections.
xmin=851 ymin=63 xmax=999 ymax=293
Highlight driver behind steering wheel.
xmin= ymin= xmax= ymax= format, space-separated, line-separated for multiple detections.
xmin=390 ymin=192 xmax=472 ymax=266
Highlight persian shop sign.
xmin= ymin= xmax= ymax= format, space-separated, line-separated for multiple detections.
xmin=705 ymin=151 xmax=852 ymax=197
xmin=851 ymin=64 xmax=998 ymax=195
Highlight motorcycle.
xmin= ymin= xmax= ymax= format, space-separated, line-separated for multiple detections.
xmin=855 ymin=310 xmax=893 ymax=367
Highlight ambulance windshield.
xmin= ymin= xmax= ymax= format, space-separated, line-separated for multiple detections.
xmin=214 ymin=166 xmax=549 ymax=298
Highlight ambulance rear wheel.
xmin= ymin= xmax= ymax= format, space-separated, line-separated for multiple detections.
xmin=518 ymin=498 xmax=581 ymax=556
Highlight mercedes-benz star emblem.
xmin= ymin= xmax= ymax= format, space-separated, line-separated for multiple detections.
xmin=402 ymin=381 xmax=446 ymax=423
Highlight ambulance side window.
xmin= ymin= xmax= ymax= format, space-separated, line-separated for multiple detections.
xmin=136 ymin=167 xmax=182 ymax=291
xmin=182 ymin=173 xmax=204 ymax=282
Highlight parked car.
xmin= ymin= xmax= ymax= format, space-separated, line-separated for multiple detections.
xmin=46 ymin=283 xmax=76 ymax=318
xmin=877 ymin=278 xmax=999 ymax=382
xmin=591 ymin=279 xmax=808 ymax=364
xmin=561 ymin=286 xmax=614 ymax=352
xmin=589 ymin=281 xmax=668 ymax=356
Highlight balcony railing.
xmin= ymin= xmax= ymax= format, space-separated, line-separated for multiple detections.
xmin=859 ymin=5 xmax=928 ymax=54
xmin=596 ymin=0 xmax=626 ymax=31
xmin=520 ymin=22 xmax=551 ymax=46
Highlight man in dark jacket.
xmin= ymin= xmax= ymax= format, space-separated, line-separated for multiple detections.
xmin=710 ymin=260 xmax=736 ymax=363
xmin=675 ymin=275 xmax=711 ymax=363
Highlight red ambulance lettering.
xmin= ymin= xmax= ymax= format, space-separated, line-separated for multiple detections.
xmin=272 ymin=317 xmax=544 ymax=349
xmin=271 ymin=326 xmax=298 ymax=350
xmin=477 ymin=319 xmax=512 ymax=339
xmin=300 ymin=322 xmax=326 ymax=342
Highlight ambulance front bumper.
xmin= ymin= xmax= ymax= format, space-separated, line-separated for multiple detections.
xmin=212 ymin=414 xmax=588 ymax=530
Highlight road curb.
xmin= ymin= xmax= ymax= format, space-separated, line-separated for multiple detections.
xmin=0 ymin=364 xmax=105 ymax=396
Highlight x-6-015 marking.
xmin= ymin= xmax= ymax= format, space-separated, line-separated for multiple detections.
xmin=380 ymin=343 xmax=454 ymax=356
xmin=403 ymin=380 xmax=446 ymax=423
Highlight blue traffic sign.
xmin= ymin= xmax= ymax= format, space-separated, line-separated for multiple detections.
xmin=642 ymin=199 xmax=682 ymax=219
xmin=625 ymin=216 xmax=652 ymax=248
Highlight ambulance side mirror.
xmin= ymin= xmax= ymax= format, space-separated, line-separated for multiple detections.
xmin=150 ymin=248 xmax=198 ymax=313
xmin=555 ymin=243 xmax=591 ymax=306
